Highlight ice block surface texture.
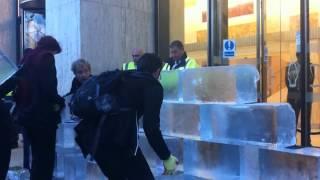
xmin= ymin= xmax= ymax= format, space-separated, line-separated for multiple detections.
xmin=161 ymin=101 xmax=296 ymax=146
xmin=160 ymin=65 xmax=259 ymax=103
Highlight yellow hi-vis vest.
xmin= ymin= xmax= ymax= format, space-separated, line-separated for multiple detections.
xmin=6 ymin=91 xmax=13 ymax=97
xmin=162 ymin=57 xmax=199 ymax=71
xmin=122 ymin=61 xmax=137 ymax=70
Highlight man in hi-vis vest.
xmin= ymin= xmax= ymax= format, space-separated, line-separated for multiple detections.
xmin=122 ymin=48 xmax=144 ymax=70
xmin=162 ymin=40 xmax=199 ymax=71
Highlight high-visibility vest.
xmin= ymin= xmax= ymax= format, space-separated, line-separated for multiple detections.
xmin=6 ymin=91 xmax=13 ymax=97
xmin=162 ymin=57 xmax=199 ymax=71
xmin=122 ymin=61 xmax=137 ymax=70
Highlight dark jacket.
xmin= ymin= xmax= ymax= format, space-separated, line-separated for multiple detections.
xmin=117 ymin=72 xmax=171 ymax=160
xmin=14 ymin=48 xmax=64 ymax=127
xmin=76 ymin=72 xmax=171 ymax=160
xmin=65 ymin=76 xmax=92 ymax=97
xmin=70 ymin=78 xmax=82 ymax=94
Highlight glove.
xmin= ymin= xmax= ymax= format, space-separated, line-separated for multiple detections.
xmin=163 ymin=155 xmax=179 ymax=175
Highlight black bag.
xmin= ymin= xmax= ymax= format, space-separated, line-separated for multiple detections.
xmin=70 ymin=70 xmax=122 ymax=120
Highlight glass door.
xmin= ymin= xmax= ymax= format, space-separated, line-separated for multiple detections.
xmin=308 ymin=0 xmax=320 ymax=146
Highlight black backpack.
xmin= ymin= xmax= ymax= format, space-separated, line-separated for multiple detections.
xmin=70 ymin=70 xmax=123 ymax=120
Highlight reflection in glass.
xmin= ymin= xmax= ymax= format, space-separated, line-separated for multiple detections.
xmin=24 ymin=11 xmax=45 ymax=49
xmin=169 ymin=0 xmax=208 ymax=66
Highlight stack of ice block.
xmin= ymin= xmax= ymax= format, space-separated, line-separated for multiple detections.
xmin=138 ymin=65 xmax=320 ymax=179
xmin=54 ymin=65 xmax=320 ymax=179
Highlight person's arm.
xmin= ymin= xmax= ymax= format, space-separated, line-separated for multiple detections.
xmin=37 ymin=53 xmax=64 ymax=107
xmin=143 ymin=84 xmax=171 ymax=160
xmin=64 ymin=78 xmax=77 ymax=97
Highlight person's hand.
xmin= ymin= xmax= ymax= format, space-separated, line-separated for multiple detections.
xmin=163 ymin=155 xmax=179 ymax=175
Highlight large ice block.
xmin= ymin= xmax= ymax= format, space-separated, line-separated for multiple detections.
xmin=160 ymin=101 xmax=296 ymax=146
xmin=160 ymin=101 xmax=201 ymax=138
xmin=259 ymin=147 xmax=320 ymax=180
xmin=184 ymin=139 xmax=241 ymax=180
xmin=57 ymin=95 xmax=80 ymax=148
xmin=56 ymin=121 xmax=78 ymax=148
xmin=0 ymin=50 xmax=17 ymax=85
xmin=182 ymin=139 xmax=320 ymax=180
xmin=160 ymin=65 xmax=259 ymax=103
xmin=200 ymin=103 xmax=296 ymax=146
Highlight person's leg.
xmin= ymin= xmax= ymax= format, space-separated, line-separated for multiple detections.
xmin=27 ymin=126 xmax=56 ymax=180
xmin=127 ymin=148 xmax=155 ymax=180
xmin=0 ymin=135 xmax=11 ymax=180
xmin=287 ymin=96 xmax=300 ymax=126
xmin=0 ymin=101 xmax=12 ymax=179
xmin=94 ymin=145 xmax=129 ymax=180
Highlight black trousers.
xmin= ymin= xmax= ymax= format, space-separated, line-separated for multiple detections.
xmin=25 ymin=126 xmax=56 ymax=180
xmin=94 ymin=145 xmax=154 ymax=180
xmin=0 ymin=101 xmax=12 ymax=180
xmin=0 ymin=134 xmax=11 ymax=180
xmin=287 ymin=96 xmax=312 ymax=126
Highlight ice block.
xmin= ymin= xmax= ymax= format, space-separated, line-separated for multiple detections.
xmin=183 ymin=139 xmax=320 ymax=180
xmin=160 ymin=101 xmax=202 ymax=138
xmin=57 ymin=95 xmax=80 ymax=148
xmin=55 ymin=146 xmax=87 ymax=180
xmin=160 ymin=65 xmax=259 ymax=103
xmin=0 ymin=50 xmax=17 ymax=85
xmin=200 ymin=103 xmax=296 ymax=146
xmin=160 ymin=101 xmax=296 ymax=146
xmin=259 ymin=147 xmax=320 ymax=180
xmin=56 ymin=121 xmax=78 ymax=148
xmin=6 ymin=167 xmax=30 ymax=180
xmin=183 ymin=139 xmax=241 ymax=180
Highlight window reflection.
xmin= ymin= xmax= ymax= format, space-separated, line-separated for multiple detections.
xmin=24 ymin=11 xmax=45 ymax=49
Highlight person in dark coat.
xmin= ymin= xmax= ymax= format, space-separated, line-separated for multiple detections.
xmin=0 ymin=98 xmax=12 ymax=180
xmin=14 ymin=36 xmax=64 ymax=180
xmin=0 ymin=54 xmax=28 ymax=179
xmin=93 ymin=53 xmax=178 ymax=180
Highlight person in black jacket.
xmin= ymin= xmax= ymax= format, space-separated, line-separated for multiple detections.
xmin=14 ymin=36 xmax=65 ymax=180
xmin=0 ymin=98 xmax=12 ymax=180
xmin=94 ymin=53 xmax=178 ymax=180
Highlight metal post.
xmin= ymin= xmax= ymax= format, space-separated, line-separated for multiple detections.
xmin=208 ymin=0 xmax=213 ymax=66
xmin=300 ymin=0 xmax=311 ymax=147
xmin=256 ymin=0 xmax=264 ymax=102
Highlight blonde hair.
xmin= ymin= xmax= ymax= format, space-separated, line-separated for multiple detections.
xmin=71 ymin=59 xmax=91 ymax=74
